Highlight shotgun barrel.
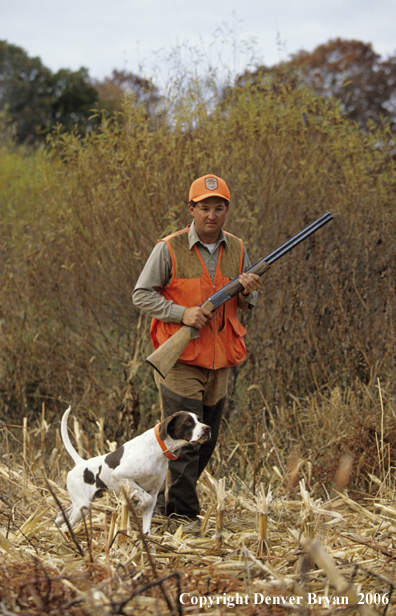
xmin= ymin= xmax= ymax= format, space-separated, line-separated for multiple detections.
xmin=146 ymin=211 xmax=333 ymax=378
xmin=208 ymin=211 xmax=333 ymax=310
xmin=263 ymin=211 xmax=333 ymax=264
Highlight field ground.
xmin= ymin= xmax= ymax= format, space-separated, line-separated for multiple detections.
xmin=1 ymin=408 xmax=396 ymax=616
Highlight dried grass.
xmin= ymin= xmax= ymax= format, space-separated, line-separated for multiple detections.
xmin=1 ymin=80 xmax=395 ymax=426
xmin=1 ymin=400 xmax=396 ymax=616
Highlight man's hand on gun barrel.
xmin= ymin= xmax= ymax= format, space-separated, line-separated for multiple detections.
xmin=239 ymin=272 xmax=262 ymax=296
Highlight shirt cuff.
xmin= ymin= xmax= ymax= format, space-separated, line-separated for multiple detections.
xmin=170 ymin=303 xmax=187 ymax=324
xmin=245 ymin=290 xmax=258 ymax=308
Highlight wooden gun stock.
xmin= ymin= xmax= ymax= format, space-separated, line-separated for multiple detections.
xmin=146 ymin=211 xmax=333 ymax=379
xmin=146 ymin=298 xmax=214 ymax=379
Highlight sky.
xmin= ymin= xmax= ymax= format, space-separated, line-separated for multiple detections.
xmin=2 ymin=0 xmax=396 ymax=86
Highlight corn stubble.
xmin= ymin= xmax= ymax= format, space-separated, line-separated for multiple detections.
xmin=0 ymin=387 xmax=395 ymax=615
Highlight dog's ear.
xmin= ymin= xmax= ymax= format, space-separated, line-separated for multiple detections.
xmin=158 ymin=413 xmax=179 ymax=441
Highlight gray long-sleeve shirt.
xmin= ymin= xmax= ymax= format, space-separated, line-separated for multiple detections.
xmin=132 ymin=220 xmax=257 ymax=323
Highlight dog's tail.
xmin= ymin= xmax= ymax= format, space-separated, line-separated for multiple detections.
xmin=60 ymin=406 xmax=84 ymax=466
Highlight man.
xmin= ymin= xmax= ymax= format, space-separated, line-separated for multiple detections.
xmin=133 ymin=174 xmax=261 ymax=522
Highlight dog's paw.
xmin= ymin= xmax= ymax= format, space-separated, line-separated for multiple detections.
xmin=55 ymin=514 xmax=65 ymax=527
xmin=55 ymin=505 xmax=72 ymax=528
xmin=132 ymin=497 xmax=145 ymax=512
xmin=131 ymin=491 xmax=153 ymax=511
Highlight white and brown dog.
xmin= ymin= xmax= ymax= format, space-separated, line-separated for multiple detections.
xmin=56 ymin=406 xmax=211 ymax=534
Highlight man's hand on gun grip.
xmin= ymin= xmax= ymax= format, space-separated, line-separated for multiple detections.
xmin=182 ymin=306 xmax=212 ymax=329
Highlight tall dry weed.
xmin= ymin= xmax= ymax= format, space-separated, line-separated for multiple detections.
xmin=0 ymin=78 xmax=394 ymax=459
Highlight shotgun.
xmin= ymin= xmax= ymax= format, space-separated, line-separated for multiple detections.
xmin=146 ymin=211 xmax=333 ymax=378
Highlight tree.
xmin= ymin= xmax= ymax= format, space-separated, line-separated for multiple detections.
xmin=287 ymin=39 xmax=396 ymax=126
xmin=92 ymin=69 xmax=161 ymax=117
xmin=49 ymin=67 xmax=99 ymax=132
xmin=236 ymin=39 xmax=396 ymax=128
xmin=0 ymin=40 xmax=53 ymax=142
xmin=0 ymin=40 xmax=98 ymax=143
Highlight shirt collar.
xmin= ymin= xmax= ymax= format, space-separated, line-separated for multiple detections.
xmin=188 ymin=220 xmax=228 ymax=251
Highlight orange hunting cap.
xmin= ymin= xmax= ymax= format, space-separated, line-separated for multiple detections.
xmin=189 ymin=174 xmax=230 ymax=203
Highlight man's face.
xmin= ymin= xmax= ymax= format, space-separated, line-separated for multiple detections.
xmin=188 ymin=196 xmax=229 ymax=242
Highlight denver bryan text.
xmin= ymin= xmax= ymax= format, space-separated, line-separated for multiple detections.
xmin=179 ymin=592 xmax=349 ymax=608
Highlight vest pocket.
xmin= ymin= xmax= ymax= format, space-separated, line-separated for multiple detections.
xmin=226 ymin=316 xmax=247 ymax=365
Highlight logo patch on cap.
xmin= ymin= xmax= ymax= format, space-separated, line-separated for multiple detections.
xmin=205 ymin=177 xmax=218 ymax=191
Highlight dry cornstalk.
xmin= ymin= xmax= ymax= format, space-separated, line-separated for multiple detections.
xmin=286 ymin=447 xmax=301 ymax=493
xmin=201 ymin=503 xmax=215 ymax=535
xmin=378 ymin=377 xmax=385 ymax=478
xmin=0 ymin=531 xmax=20 ymax=559
xmin=73 ymin=416 xmax=85 ymax=460
xmin=299 ymin=479 xmax=315 ymax=539
xmin=118 ymin=491 xmax=131 ymax=544
xmin=40 ymin=403 xmax=46 ymax=457
xmin=255 ymin=483 xmax=272 ymax=557
xmin=102 ymin=513 xmax=113 ymax=595
xmin=306 ymin=538 xmax=376 ymax=616
xmin=95 ymin=417 xmax=105 ymax=455
xmin=215 ymin=477 xmax=226 ymax=549
xmin=22 ymin=417 xmax=28 ymax=494
xmin=108 ymin=510 xmax=118 ymax=547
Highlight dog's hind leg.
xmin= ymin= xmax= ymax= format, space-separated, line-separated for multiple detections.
xmin=57 ymin=492 xmax=92 ymax=529
xmin=55 ymin=505 xmax=73 ymax=527
xmin=67 ymin=505 xmax=89 ymax=528
xmin=55 ymin=504 xmax=87 ymax=530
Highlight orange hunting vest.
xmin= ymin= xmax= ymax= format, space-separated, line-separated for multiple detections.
xmin=150 ymin=226 xmax=247 ymax=370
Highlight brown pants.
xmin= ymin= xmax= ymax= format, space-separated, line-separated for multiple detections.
xmin=155 ymin=362 xmax=229 ymax=519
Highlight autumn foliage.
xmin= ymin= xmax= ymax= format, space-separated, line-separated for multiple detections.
xmin=238 ymin=38 xmax=396 ymax=128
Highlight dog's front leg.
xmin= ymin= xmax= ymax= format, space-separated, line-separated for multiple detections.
xmin=141 ymin=493 xmax=158 ymax=535
xmin=127 ymin=480 xmax=153 ymax=510
xmin=116 ymin=478 xmax=154 ymax=533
